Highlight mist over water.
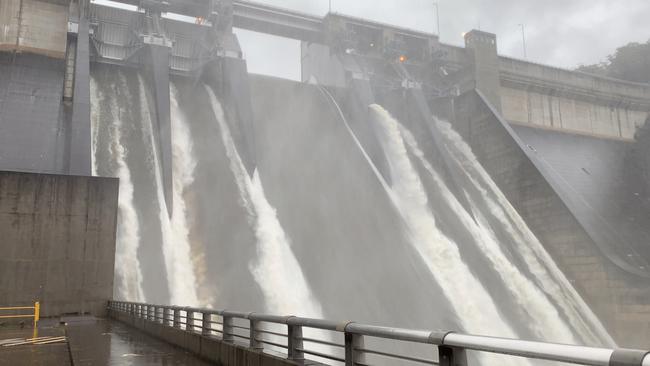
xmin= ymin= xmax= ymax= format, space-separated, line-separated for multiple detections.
xmin=204 ymin=85 xmax=324 ymax=318
xmin=138 ymin=75 xmax=199 ymax=306
xmin=400 ymin=123 xmax=577 ymax=343
xmin=434 ymin=120 xmax=613 ymax=346
xmin=369 ymin=105 xmax=516 ymax=337
xmin=89 ymin=66 xmax=614 ymax=365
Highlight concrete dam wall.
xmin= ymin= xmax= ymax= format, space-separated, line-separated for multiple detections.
xmin=0 ymin=171 xmax=118 ymax=317
xmin=447 ymin=32 xmax=650 ymax=347
xmin=1 ymin=0 xmax=649 ymax=353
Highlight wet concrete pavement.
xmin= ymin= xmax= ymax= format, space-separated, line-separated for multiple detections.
xmin=66 ymin=316 xmax=213 ymax=366
xmin=0 ymin=317 xmax=214 ymax=365
xmin=0 ymin=320 xmax=70 ymax=366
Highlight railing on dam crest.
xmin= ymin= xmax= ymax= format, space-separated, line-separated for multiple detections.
xmin=108 ymin=301 xmax=650 ymax=366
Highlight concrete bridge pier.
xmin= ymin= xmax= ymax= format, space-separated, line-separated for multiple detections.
xmin=334 ymin=54 xmax=393 ymax=185
xmin=141 ymin=42 xmax=174 ymax=215
xmin=67 ymin=2 xmax=92 ymax=176
xmin=200 ymin=30 xmax=257 ymax=175
xmin=134 ymin=8 xmax=174 ymax=215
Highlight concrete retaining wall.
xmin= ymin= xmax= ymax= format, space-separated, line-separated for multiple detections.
xmin=0 ymin=171 xmax=118 ymax=317
xmin=109 ymin=309 xmax=301 ymax=366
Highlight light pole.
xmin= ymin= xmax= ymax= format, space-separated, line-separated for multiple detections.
xmin=433 ymin=2 xmax=440 ymax=36
xmin=518 ymin=23 xmax=527 ymax=59
xmin=329 ymin=0 xmax=332 ymax=13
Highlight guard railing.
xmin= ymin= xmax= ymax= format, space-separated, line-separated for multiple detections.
xmin=0 ymin=301 xmax=40 ymax=324
xmin=108 ymin=300 xmax=650 ymax=366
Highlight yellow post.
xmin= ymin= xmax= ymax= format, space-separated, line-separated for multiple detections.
xmin=34 ymin=301 xmax=40 ymax=324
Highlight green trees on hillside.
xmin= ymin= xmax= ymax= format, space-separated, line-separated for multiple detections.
xmin=577 ymin=40 xmax=650 ymax=83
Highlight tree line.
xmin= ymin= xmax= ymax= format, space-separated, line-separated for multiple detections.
xmin=576 ymin=40 xmax=650 ymax=84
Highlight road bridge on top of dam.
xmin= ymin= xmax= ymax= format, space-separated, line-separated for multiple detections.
xmin=1 ymin=0 xmax=650 ymax=353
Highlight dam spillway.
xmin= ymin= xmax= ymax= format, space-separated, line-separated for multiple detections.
xmin=1 ymin=0 xmax=650 ymax=356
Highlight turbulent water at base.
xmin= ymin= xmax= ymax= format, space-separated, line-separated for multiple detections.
xmin=90 ymin=68 xmax=613 ymax=365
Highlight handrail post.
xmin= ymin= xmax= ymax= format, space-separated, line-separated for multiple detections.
xmin=149 ymin=304 xmax=155 ymax=322
xmin=222 ymin=315 xmax=234 ymax=342
xmin=202 ymin=312 xmax=211 ymax=336
xmin=344 ymin=332 xmax=365 ymax=366
xmin=34 ymin=301 xmax=39 ymax=324
xmin=173 ymin=307 xmax=182 ymax=328
xmin=187 ymin=308 xmax=195 ymax=332
xmin=249 ymin=318 xmax=262 ymax=350
xmin=164 ymin=307 xmax=171 ymax=326
xmin=438 ymin=346 xmax=467 ymax=366
xmin=288 ymin=323 xmax=304 ymax=361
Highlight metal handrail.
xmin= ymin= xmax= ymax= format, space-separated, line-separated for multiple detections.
xmin=107 ymin=300 xmax=650 ymax=366
xmin=0 ymin=302 xmax=40 ymax=323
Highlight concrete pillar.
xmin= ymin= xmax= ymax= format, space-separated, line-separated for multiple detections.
xmin=201 ymin=31 xmax=256 ymax=176
xmin=142 ymin=42 xmax=173 ymax=216
xmin=221 ymin=56 xmax=257 ymax=175
xmin=464 ymin=30 xmax=502 ymax=112
xmin=69 ymin=14 xmax=92 ymax=176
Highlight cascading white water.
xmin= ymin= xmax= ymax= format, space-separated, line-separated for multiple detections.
xmin=434 ymin=119 xmax=614 ymax=346
xmin=369 ymin=105 xmax=516 ymax=337
xmin=138 ymin=75 xmax=199 ymax=306
xmin=170 ymin=84 xmax=212 ymax=306
xmin=399 ymin=125 xmax=578 ymax=344
xmin=90 ymin=78 xmax=100 ymax=177
xmin=204 ymin=86 xmax=338 ymax=362
xmin=204 ymin=85 xmax=324 ymax=318
xmin=91 ymin=74 xmax=145 ymax=302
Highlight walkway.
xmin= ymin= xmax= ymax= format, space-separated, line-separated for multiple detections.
xmin=0 ymin=316 xmax=213 ymax=366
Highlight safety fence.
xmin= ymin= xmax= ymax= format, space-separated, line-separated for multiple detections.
xmin=108 ymin=300 xmax=650 ymax=366
xmin=0 ymin=302 xmax=40 ymax=324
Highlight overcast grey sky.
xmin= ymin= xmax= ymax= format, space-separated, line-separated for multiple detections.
xmin=235 ymin=0 xmax=650 ymax=80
